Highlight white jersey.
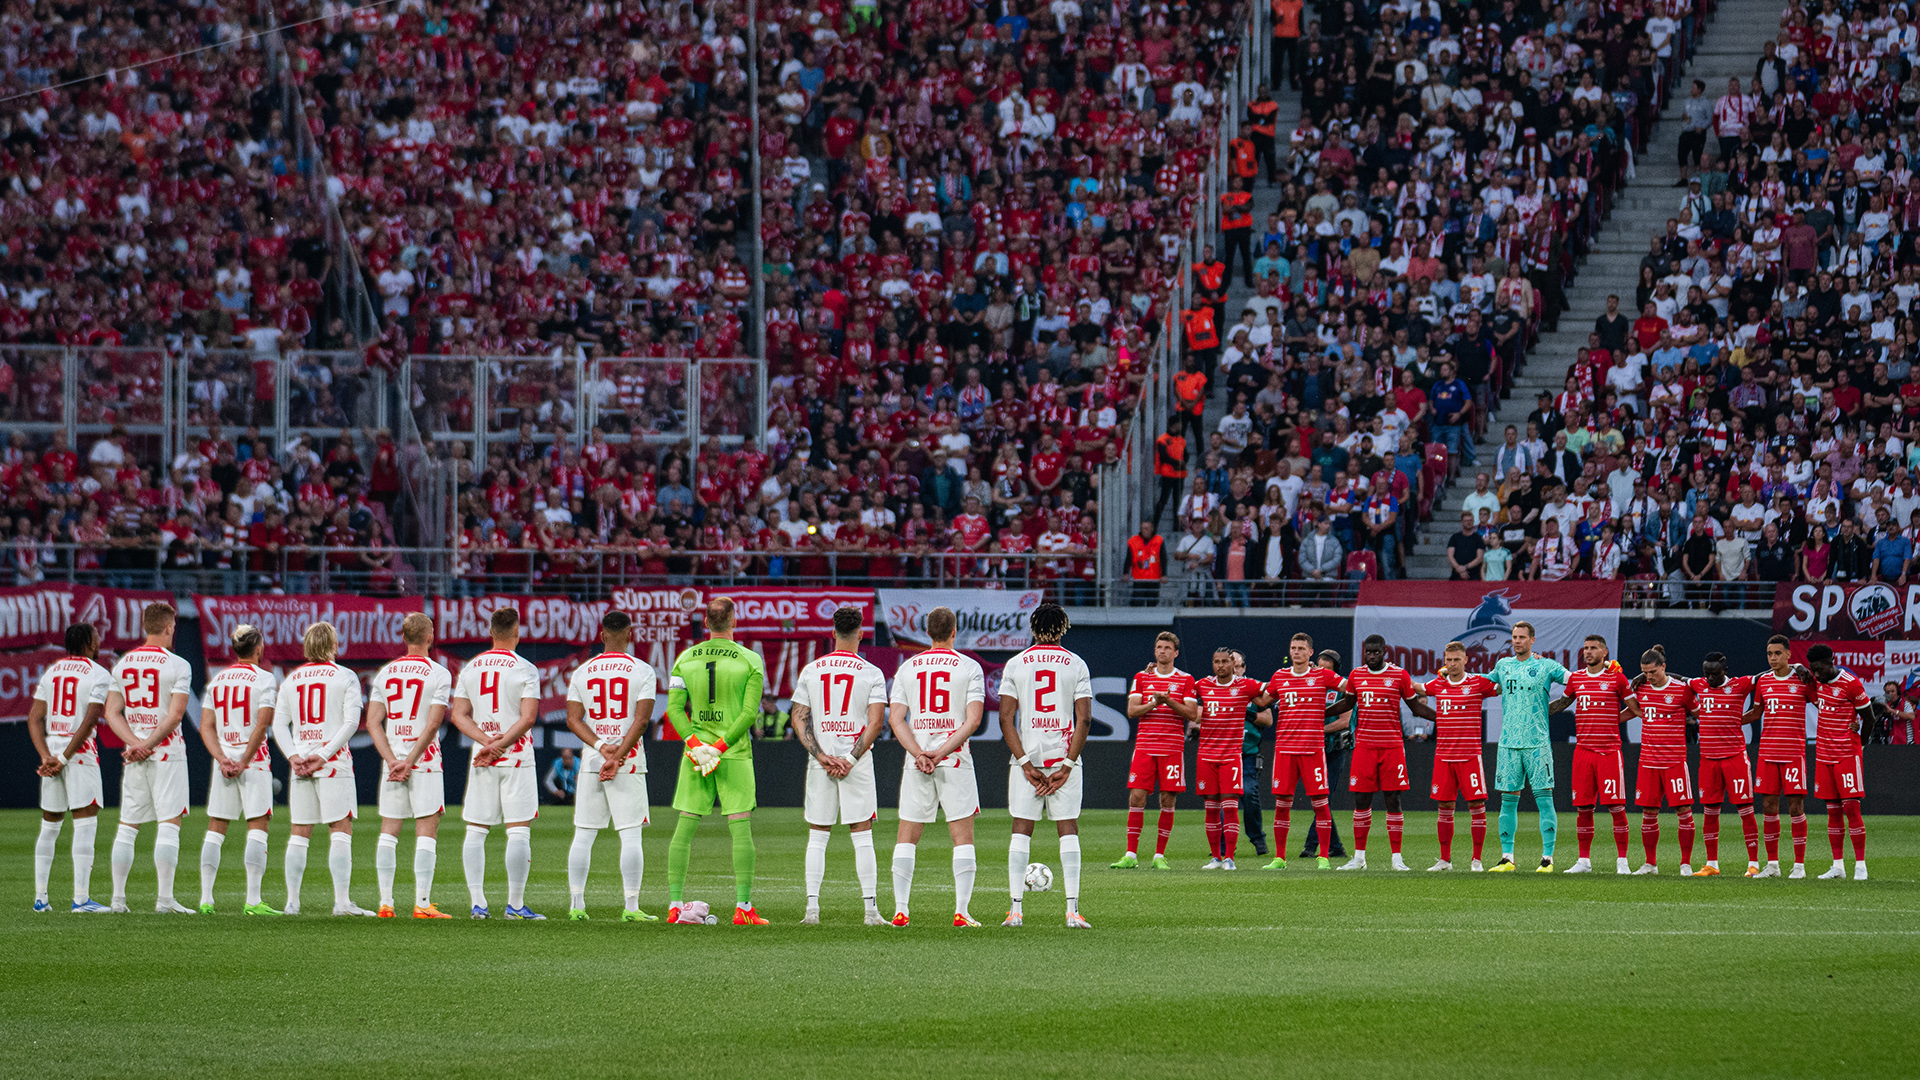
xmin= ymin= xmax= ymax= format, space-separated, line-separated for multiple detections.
xmin=203 ymin=662 xmax=278 ymax=770
xmin=790 ymin=649 xmax=887 ymax=762
xmin=998 ymin=643 xmax=1093 ymax=767
xmin=565 ymin=651 xmax=658 ymax=775
xmin=369 ymin=654 xmax=455 ymax=774
xmin=454 ymin=648 xmax=542 ymax=768
xmin=109 ymin=645 xmax=194 ymax=762
xmin=32 ymin=655 xmax=113 ymax=765
xmin=273 ymin=662 xmax=364 ymax=779
xmin=888 ymin=647 xmax=987 ymax=767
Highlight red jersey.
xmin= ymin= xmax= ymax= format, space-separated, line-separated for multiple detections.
xmin=1812 ymin=670 xmax=1869 ymax=763
xmin=1194 ymin=675 xmax=1260 ymax=761
xmin=1129 ymin=666 xmax=1197 ymax=755
xmin=1631 ymin=677 xmax=1694 ymax=768
xmin=1566 ymin=667 xmax=1632 ymax=754
xmin=1263 ymin=665 xmax=1344 ymax=754
xmin=1424 ymin=674 xmax=1495 ymax=760
xmin=1689 ymin=675 xmax=1752 ymax=760
xmin=1346 ymin=665 xmax=1416 ymax=747
xmin=1752 ymin=670 xmax=1812 ymax=762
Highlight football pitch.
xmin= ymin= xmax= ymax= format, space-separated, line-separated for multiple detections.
xmin=5 ymin=807 xmax=1917 ymax=1080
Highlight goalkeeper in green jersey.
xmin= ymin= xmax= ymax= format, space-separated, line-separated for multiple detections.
xmin=1488 ymin=621 xmax=1570 ymax=873
xmin=665 ymin=598 xmax=768 ymax=925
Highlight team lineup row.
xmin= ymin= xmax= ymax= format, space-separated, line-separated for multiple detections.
xmin=25 ymin=602 xmax=1873 ymax=930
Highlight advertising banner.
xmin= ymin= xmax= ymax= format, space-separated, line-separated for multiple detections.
xmin=877 ymin=589 xmax=1044 ymax=651
xmin=0 ymin=647 xmax=71 ymax=723
xmin=0 ymin=585 xmax=174 ymax=653
xmin=1772 ymin=582 xmax=1920 ymax=640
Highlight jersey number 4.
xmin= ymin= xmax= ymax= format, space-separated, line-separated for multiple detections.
xmin=478 ymin=671 xmax=501 ymax=712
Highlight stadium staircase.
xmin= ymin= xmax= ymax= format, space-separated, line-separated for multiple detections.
xmin=1406 ymin=0 xmax=1786 ymax=577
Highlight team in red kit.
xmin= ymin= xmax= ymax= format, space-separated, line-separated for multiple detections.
xmin=1109 ymin=631 xmax=1876 ymax=882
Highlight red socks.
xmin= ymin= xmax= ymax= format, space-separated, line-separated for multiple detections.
xmin=1203 ymin=800 xmax=1223 ymax=858
xmin=1738 ymin=805 xmax=1758 ymax=863
xmin=1576 ymin=809 xmax=1594 ymax=860
xmin=1469 ymin=805 xmax=1486 ymax=861
xmin=1385 ymin=811 xmax=1403 ymax=855
xmin=1353 ymin=808 xmax=1372 ymax=853
xmin=1790 ymin=813 xmax=1808 ymax=864
xmin=1827 ymin=803 xmax=1845 ymax=860
xmin=1273 ymin=807 xmax=1291 ymax=855
xmin=1125 ymin=808 xmax=1144 ymax=856
xmin=1155 ymin=810 xmax=1174 ymax=857
xmin=1844 ymin=799 xmax=1865 ymax=860
xmin=1641 ymin=810 xmax=1661 ymax=864
xmin=1436 ymin=807 xmax=1454 ymax=861
xmin=1222 ymin=804 xmax=1239 ymax=859
xmin=1611 ymin=808 xmax=1630 ymax=858
xmin=1703 ymin=807 xmax=1720 ymax=862
xmin=1677 ymin=808 xmax=1695 ymax=866
xmin=1310 ymin=796 xmax=1332 ymax=855
xmin=1762 ymin=812 xmax=1780 ymax=861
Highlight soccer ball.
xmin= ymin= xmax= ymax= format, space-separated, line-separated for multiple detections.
xmin=1023 ymin=862 xmax=1054 ymax=892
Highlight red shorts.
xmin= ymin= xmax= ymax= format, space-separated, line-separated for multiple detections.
xmin=1126 ymin=747 xmax=1185 ymax=792
xmin=1430 ymin=755 xmax=1487 ymax=803
xmin=1635 ymin=761 xmax=1693 ymax=807
xmin=1349 ymin=743 xmax=1409 ymax=792
xmin=1754 ymin=757 xmax=1807 ymax=796
xmin=1569 ymin=746 xmax=1626 ymax=807
xmin=1698 ymin=754 xmax=1754 ymax=806
xmin=1271 ymin=749 xmax=1330 ymax=797
xmin=1195 ymin=756 xmax=1243 ymax=797
xmin=1813 ymin=755 xmax=1866 ymax=800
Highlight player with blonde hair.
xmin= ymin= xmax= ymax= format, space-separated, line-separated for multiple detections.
xmin=366 ymin=613 xmax=456 ymax=918
xmin=273 ymin=621 xmax=374 ymax=915
xmin=197 ymin=625 xmax=278 ymax=914
xmin=104 ymin=603 xmax=196 ymax=913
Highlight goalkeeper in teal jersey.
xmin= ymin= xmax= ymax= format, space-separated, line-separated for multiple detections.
xmin=664 ymin=598 xmax=768 ymax=925
xmin=1488 ymin=621 xmax=1570 ymax=872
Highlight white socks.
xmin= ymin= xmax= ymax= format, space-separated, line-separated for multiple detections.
xmin=72 ymin=817 xmax=97 ymax=903
xmin=376 ymin=833 xmax=400 ymax=908
xmin=34 ymin=819 xmax=61 ymax=902
xmin=464 ymin=825 xmax=489 ymax=907
xmin=110 ymin=823 xmax=138 ymax=903
xmin=851 ymin=831 xmax=877 ymax=907
xmin=243 ymin=831 xmax=269 ymax=906
xmin=414 ymin=837 xmax=437 ymax=907
xmin=804 ymin=829 xmax=830 ymax=906
xmin=154 ymin=822 xmax=181 ymax=903
xmin=284 ymin=835 xmax=310 ymax=911
xmin=328 ymin=832 xmax=354 ymax=907
xmin=504 ymin=826 xmax=531 ymax=909
xmin=568 ymin=828 xmax=597 ymax=909
xmin=199 ymin=831 xmax=224 ymax=906
xmin=891 ymin=842 xmax=917 ymax=916
xmin=953 ymin=843 xmax=976 ymax=918
xmin=1060 ymin=834 xmax=1081 ymax=914
xmin=617 ymin=826 xmax=644 ymax=909
xmin=1007 ymin=832 xmax=1032 ymax=914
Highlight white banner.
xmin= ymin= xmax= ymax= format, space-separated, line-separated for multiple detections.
xmin=877 ymin=589 xmax=1044 ymax=652
xmin=1351 ymin=581 xmax=1624 ymax=742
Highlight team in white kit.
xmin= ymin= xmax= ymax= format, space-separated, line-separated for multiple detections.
xmin=28 ymin=600 xmax=1097 ymax=927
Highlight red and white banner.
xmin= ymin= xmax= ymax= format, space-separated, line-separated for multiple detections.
xmin=0 ymin=646 xmax=71 ymax=723
xmin=1351 ymin=581 xmax=1624 ymax=676
xmin=196 ymin=594 xmax=426 ymax=663
xmin=877 ymin=588 xmax=1043 ymax=651
xmin=1773 ymin=583 xmax=1920 ymax=640
xmin=0 ymin=585 xmax=173 ymax=653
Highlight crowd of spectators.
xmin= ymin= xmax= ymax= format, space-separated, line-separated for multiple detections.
xmin=1141 ymin=0 xmax=1697 ymax=598
xmin=1431 ymin=0 xmax=1920 ymax=601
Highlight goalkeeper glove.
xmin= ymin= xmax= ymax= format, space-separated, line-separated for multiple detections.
xmin=688 ymin=739 xmax=726 ymax=776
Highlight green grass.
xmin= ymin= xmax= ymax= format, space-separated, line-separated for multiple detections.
xmin=5 ymin=806 xmax=1918 ymax=1079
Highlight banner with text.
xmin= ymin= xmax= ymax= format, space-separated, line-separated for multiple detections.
xmin=877 ymin=589 xmax=1044 ymax=651
xmin=0 ymin=647 xmax=72 ymax=723
xmin=1772 ymin=583 xmax=1920 ymax=640
xmin=0 ymin=585 xmax=175 ymax=654
xmin=1353 ymin=581 xmax=1623 ymax=742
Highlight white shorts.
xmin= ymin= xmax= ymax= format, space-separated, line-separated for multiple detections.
xmin=120 ymin=757 xmax=189 ymax=825
xmin=378 ymin=771 xmax=446 ymax=820
xmin=206 ymin=766 xmax=273 ymax=821
xmin=289 ymin=772 xmax=358 ymax=826
xmin=804 ymin=757 xmax=878 ymax=827
xmin=1007 ymin=763 xmax=1083 ymax=822
xmin=575 ymin=769 xmax=650 ymax=831
xmin=463 ymin=766 xmax=538 ymax=826
xmin=898 ymin=762 xmax=981 ymax=824
xmin=40 ymin=761 xmax=102 ymax=814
